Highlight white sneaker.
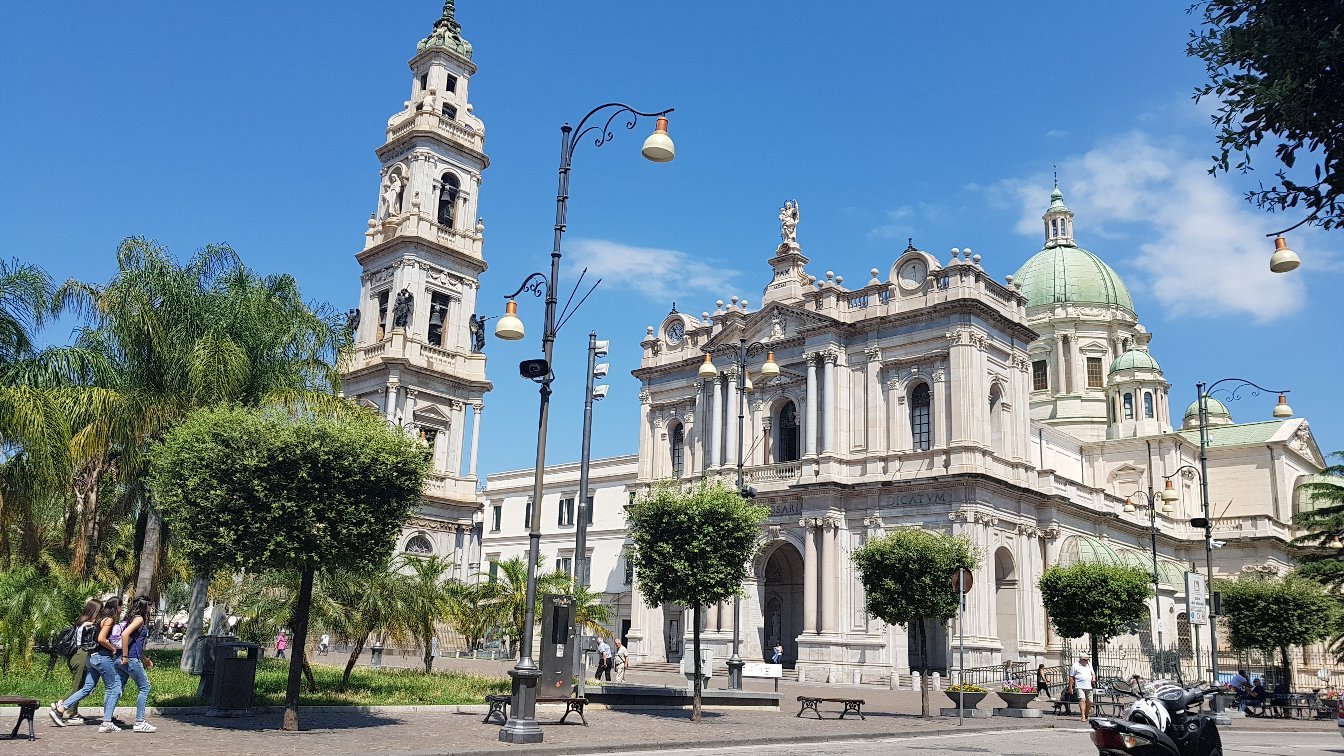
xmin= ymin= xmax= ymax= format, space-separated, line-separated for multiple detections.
xmin=66 ymin=715 xmax=85 ymax=725
xmin=98 ymin=721 xmax=121 ymax=733
xmin=48 ymin=705 xmax=66 ymax=726
xmin=132 ymin=721 xmax=156 ymax=733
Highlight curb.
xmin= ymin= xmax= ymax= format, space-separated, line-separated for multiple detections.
xmin=4 ymin=703 xmax=497 ymax=717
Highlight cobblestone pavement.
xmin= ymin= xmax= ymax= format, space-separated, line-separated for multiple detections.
xmin=25 ymin=651 xmax=1330 ymax=755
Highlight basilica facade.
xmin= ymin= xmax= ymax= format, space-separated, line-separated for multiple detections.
xmin=625 ymin=189 xmax=1324 ymax=681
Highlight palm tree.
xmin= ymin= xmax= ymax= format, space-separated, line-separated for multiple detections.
xmin=444 ymin=578 xmax=496 ymax=653
xmin=565 ymin=580 xmax=614 ymax=639
xmin=401 ymin=555 xmax=458 ymax=673
xmin=314 ymin=563 xmax=418 ymax=688
xmin=479 ymin=556 xmax=570 ymax=652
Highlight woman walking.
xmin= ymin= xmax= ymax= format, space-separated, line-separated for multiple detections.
xmin=1036 ymin=663 xmax=1051 ymax=699
xmin=49 ymin=598 xmax=103 ymax=726
xmin=116 ymin=596 xmax=156 ymax=733
xmin=83 ymin=596 xmax=124 ymax=733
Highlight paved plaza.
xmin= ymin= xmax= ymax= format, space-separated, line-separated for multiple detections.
xmin=16 ymin=657 xmax=1336 ymax=755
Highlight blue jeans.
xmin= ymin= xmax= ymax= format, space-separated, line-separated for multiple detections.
xmin=60 ymin=667 xmax=99 ymax=712
xmin=117 ymin=658 xmax=151 ymax=722
xmin=87 ymin=654 xmax=122 ymax=722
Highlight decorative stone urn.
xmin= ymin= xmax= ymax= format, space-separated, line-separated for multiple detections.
xmin=997 ymin=691 xmax=1036 ymax=709
xmin=944 ymin=690 xmax=987 ymax=709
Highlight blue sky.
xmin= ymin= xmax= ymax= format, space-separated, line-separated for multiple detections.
xmin=2 ymin=1 xmax=1337 ymax=478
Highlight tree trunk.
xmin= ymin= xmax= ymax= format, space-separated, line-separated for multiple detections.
xmin=918 ymin=621 xmax=930 ymax=717
xmin=282 ymin=566 xmax=315 ymax=732
xmin=422 ymin=628 xmax=434 ymax=674
xmin=71 ymin=461 xmax=102 ymax=577
xmin=179 ymin=571 xmax=212 ymax=673
xmin=133 ymin=507 xmax=163 ymax=599
xmin=1090 ymin=634 xmax=1101 ymax=673
xmin=1280 ymin=644 xmax=1292 ymax=686
xmin=691 ymin=604 xmax=702 ymax=722
xmin=302 ymin=655 xmax=317 ymax=693
xmin=342 ymin=634 xmax=368 ymax=688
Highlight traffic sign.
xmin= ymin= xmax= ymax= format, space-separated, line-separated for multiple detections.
xmin=951 ymin=567 xmax=974 ymax=594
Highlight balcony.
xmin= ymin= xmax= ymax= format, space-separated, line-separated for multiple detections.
xmin=346 ymin=329 xmax=487 ymax=383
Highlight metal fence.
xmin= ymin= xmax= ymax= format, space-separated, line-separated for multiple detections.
xmin=1062 ymin=639 xmax=1343 ymax=691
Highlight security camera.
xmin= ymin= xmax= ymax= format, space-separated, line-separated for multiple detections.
xmin=592 ymin=385 xmax=609 ymax=400
xmin=593 ymin=363 xmax=610 ymax=379
xmin=594 ymin=340 xmax=610 ymax=358
xmin=519 ymin=359 xmax=550 ymax=381
xmin=1210 ymin=539 xmax=1226 ymax=549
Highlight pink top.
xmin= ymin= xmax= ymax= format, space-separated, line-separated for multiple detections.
xmin=276 ymin=635 xmax=287 ymax=651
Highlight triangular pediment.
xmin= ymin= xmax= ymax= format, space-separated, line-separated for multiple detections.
xmin=1286 ymin=419 xmax=1326 ymax=468
xmin=413 ymin=404 xmax=451 ymax=423
xmin=700 ymin=302 xmax=840 ymax=351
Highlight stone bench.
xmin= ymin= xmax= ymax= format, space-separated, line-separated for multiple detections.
xmin=796 ymin=695 xmax=865 ymax=720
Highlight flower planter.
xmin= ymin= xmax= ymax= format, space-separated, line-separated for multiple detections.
xmin=997 ymin=691 xmax=1036 ymax=709
xmin=944 ymin=691 xmax=987 ymax=709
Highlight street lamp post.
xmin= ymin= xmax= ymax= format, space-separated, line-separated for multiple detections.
xmin=571 ymin=331 xmax=609 ymax=698
xmin=1192 ymin=379 xmax=1291 ymax=700
xmin=699 ymin=337 xmax=779 ymax=689
xmin=1124 ymin=483 xmax=1175 ymax=679
xmin=493 ymin=103 xmax=674 ymax=744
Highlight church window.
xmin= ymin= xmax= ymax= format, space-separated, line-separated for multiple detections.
xmin=404 ymin=534 xmax=432 ymax=554
xmin=491 ymin=504 xmax=501 ymax=532
xmin=1086 ymin=357 xmax=1104 ymax=389
xmin=427 ymin=291 xmax=450 ymax=346
xmin=988 ymin=384 xmax=1004 ymax=454
xmin=776 ymin=401 xmax=801 ymax=463
xmin=1050 ymin=219 xmax=1058 ymax=238
xmin=669 ymin=422 xmax=685 ymax=477
xmin=558 ymin=496 xmax=575 ymax=527
xmin=910 ymin=383 xmax=932 ymax=451
xmin=419 ymin=73 xmax=428 ymax=91
xmin=438 ymin=173 xmax=461 ymax=228
xmin=1124 ymin=392 xmax=1134 ymax=420
xmin=377 ymin=290 xmax=390 ymax=340
xmin=1032 ymin=360 xmax=1048 ymax=391
xmin=445 ymin=73 xmax=457 ymax=93
xmin=487 ymin=559 xmax=499 ymax=583
xmin=623 ymin=549 xmax=634 ymax=585
xmin=1144 ymin=391 xmax=1154 ymax=419
xmin=442 ymin=103 xmax=457 ymax=120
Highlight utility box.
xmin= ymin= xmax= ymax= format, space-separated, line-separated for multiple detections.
xmin=207 ymin=640 xmax=259 ymax=716
xmin=539 ymin=594 xmax=576 ymax=696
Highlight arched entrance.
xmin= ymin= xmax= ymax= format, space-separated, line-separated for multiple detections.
xmin=995 ymin=547 xmax=1020 ymax=661
xmin=761 ymin=542 xmax=804 ymax=665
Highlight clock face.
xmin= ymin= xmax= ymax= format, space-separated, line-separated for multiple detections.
xmin=898 ymin=259 xmax=928 ymax=290
xmin=665 ymin=321 xmax=685 ymax=344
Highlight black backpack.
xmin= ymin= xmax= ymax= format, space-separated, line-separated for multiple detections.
xmin=54 ymin=624 xmax=79 ymax=658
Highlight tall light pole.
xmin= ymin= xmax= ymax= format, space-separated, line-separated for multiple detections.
xmin=1124 ymin=483 xmax=1174 ymax=679
xmin=699 ymin=337 xmax=779 ymax=689
xmin=493 ymin=103 xmax=674 ymax=744
xmin=1192 ymin=379 xmax=1291 ymax=700
xmin=571 ymin=331 xmax=609 ymax=697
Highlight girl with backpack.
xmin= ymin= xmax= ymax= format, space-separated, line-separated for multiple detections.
xmin=84 ymin=596 xmax=123 ymax=733
xmin=49 ymin=598 xmax=103 ymax=726
xmin=116 ymin=596 xmax=156 ymax=733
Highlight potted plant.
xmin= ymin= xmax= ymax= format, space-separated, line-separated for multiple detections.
xmin=945 ymin=683 xmax=989 ymax=709
xmin=998 ymin=682 xmax=1038 ymax=709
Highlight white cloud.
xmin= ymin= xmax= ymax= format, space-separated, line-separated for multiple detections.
xmin=994 ymin=132 xmax=1312 ymax=323
xmin=565 ymin=238 xmax=740 ymax=301
xmin=1045 ymin=129 xmax=1069 ymax=139
xmin=869 ymin=202 xmax=949 ymax=240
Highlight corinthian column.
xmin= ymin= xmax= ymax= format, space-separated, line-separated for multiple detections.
xmin=802 ymin=519 xmax=818 ymax=634
xmin=821 ymin=517 xmax=839 ymax=634
xmin=822 ymin=351 xmax=837 ymax=453
xmin=805 ymin=354 xmax=819 ymax=457
xmin=711 ymin=377 xmax=725 ymax=469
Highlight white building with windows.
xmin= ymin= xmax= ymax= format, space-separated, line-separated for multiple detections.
xmin=624 ymin=189 xmax=1324 ymax=681
xmin=341 ymin=3 xmax=489 ymax=576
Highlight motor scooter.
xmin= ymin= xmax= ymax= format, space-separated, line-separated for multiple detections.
xmin=1088 ymin=679 xmax=1222 ymax=756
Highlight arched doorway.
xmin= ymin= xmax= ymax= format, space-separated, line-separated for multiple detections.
xmin=761 ymin=542 xmax=804 ymax=665
xmin=995 ymin=547 xmax=1019 ymax=661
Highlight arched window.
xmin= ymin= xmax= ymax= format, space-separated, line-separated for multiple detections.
xmin=776 ymin=401 xmax=800 ymax=463
xmin=438 ymin=173 xmax=461 ymax=228
xmin=669 ymin=422 xmax=685 ymax=477
xmin=1144 ymin=391 xmax=1154 ymax=419
xmin=910 ymin=383 xmax=932 ymax=451
xmin=1123 ymin=392 xmax=1134 ymax=420
xmin=405 ymin=534 xmax=433 ymax=554
xmin=988 ymin=384 xmax=1003 ymax=454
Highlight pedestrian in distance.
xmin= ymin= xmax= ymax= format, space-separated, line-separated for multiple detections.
xmin=86 ymin=597 xmax=124 ymax=733
xmin=772 ymin=643 xmax=783 ymax=665
xmin=318 ymin=633 xmax=330 ymax=656
xmin=1068 ymin=654 xmax=1096 ymax=723
xmin=116 ymin=596 xmax=156 ymax=733
xmin=275 ymin=631 xmax=287 ymax=659
xmin=595 ymin=637 xmax=612 ymax=682
xmin=612 ymin=639 xmax=629 ymax=683
xmin=1035 ymin=663 xmax=1051 ymax=700
xmin=50 ymin=598 xmax=104 ymax=726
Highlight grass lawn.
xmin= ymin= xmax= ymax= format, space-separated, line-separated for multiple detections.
xmin=2 ymin=649 xmax=509 ymax=709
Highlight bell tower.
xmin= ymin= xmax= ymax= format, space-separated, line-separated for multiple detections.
xmin=342 ymin=1 xmax=491 ymax=568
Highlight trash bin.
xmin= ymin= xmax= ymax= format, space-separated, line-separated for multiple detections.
xmin=193 ymin=634 xmax=237 ymax=699
xmin=207 ymin=640 xmax=259 ymax=716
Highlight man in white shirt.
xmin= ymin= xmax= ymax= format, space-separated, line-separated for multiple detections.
xmin=1228 ymin=669 xmax=1250 ymax=711
xmin=595 ymin=638 xmax=612 ymax=682
xmin=1068 ymin=654 xmax=1096 ymax=722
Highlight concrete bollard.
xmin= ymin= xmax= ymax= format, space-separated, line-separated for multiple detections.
xmin=889 ymin=673 xmax=900 ymax=690
xmin=798 ymin=667 xmax=806 ymax=683
xmin=911 ymin=671 xmax=921 ymax=691
xmin=932 ymin=672 xmax=942 ymax=691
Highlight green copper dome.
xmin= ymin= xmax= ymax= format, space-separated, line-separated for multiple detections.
xmin=1108 ymin=349 xmax=1161 ymax=375
xmin=1013 ymin=244 xmax=1135 ymax=312
xmin=1183 ymin=396 xmax=1231 ymax=420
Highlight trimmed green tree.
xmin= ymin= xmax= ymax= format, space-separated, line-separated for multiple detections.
xmin=1038 ymin=563 xmax=1152 ymax=666
xmin=627 ymin=481 xmax=767 ymax=721
xmin=851 ymin=528 xmax=980 ymax=717
xmin=148 ymin=404 xmax=427 ymax=731
xmin=1219 ymin=573 xmax=1338 ymax=680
